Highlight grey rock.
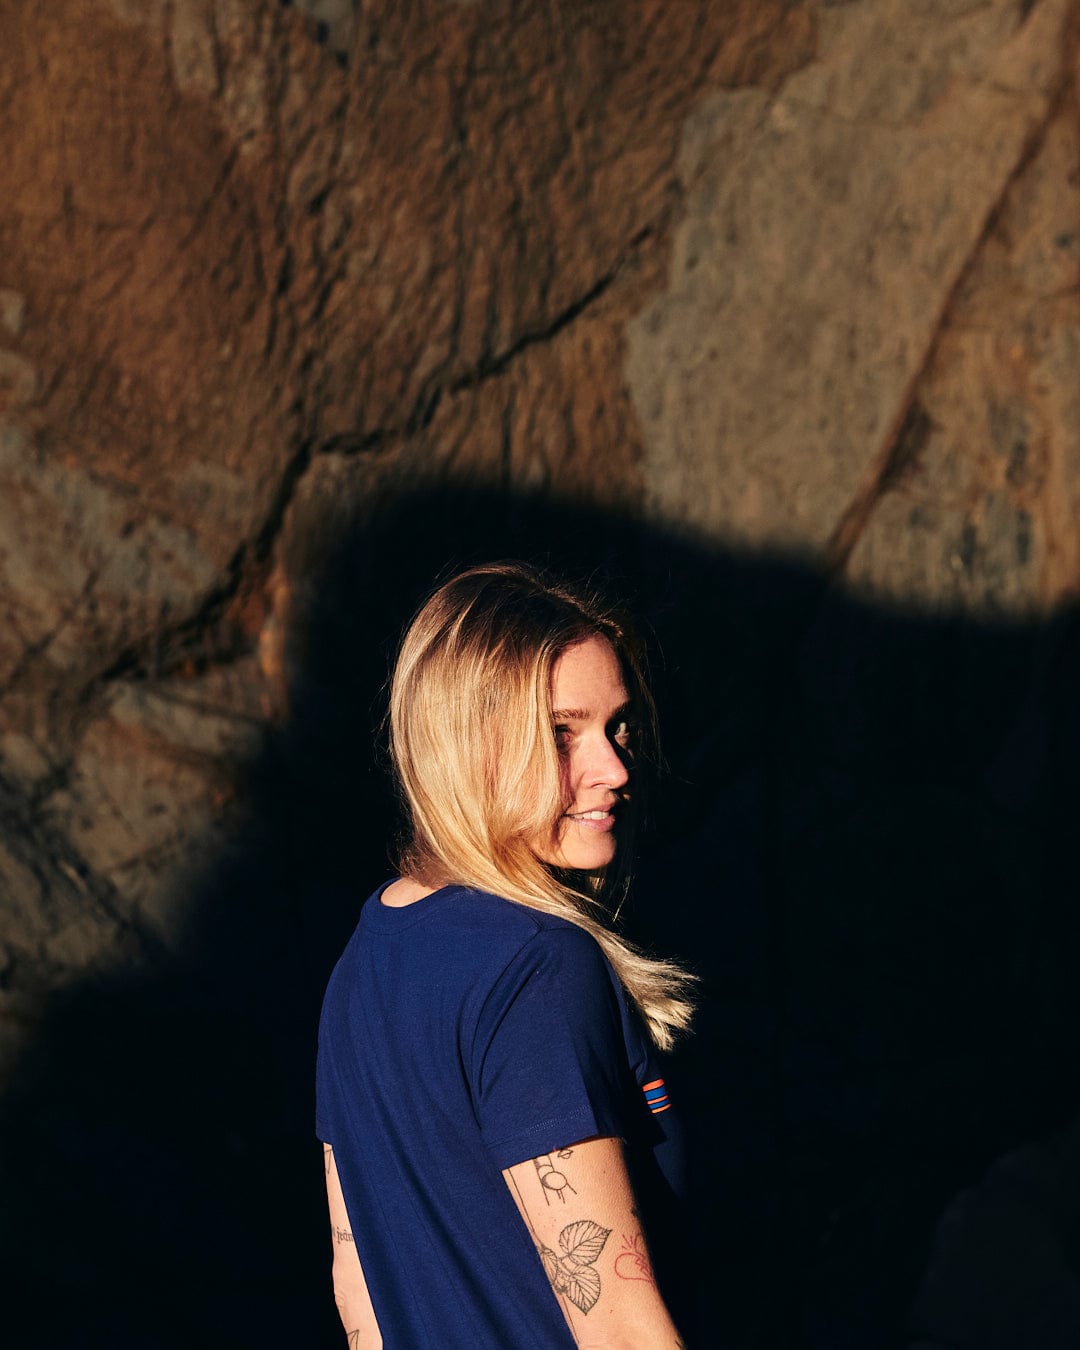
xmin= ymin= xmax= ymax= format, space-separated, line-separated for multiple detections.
xmin=625 ymin=0 xmax=1067 ymax=561
xmin=0 ymin=289 xmax=25 ymax=339
xmin=0 ymin=423 xmax=220 ymax=688
xmin=846 ymin=87 xmax=1080 ymax=612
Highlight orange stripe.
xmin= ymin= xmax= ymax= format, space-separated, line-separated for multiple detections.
xmin=642 ymin=1078 xmax=665 ymax=1091
xmin=651 ymin=1103 xmax=672 ymax=1114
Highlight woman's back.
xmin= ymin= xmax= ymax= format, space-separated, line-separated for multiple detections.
xmin=317 ymin=563 xmax=695 ymax=1345
xmin=317 ymin=882 xmax=686 ymax=1348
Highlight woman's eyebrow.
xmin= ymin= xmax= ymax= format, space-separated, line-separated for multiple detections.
xmin=551 ymin=702 xmax=633 ymax=721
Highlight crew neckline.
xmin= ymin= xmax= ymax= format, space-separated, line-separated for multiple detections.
xmin=364 ymin=879 xmax=461 ymax=928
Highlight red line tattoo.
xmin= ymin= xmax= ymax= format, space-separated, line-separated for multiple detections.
xmin=614 ymin=1231 xmax=656 ymax=1287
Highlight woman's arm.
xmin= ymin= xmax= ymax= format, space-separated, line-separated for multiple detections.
xmin=324 ymin=1143 xmax=383 ymax=1349
xmin=503 ymin=1135 xmax=687 ymax=1350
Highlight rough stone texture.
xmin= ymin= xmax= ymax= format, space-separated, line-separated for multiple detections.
xmin=0 ymin=422 xmax=221 ymax=691
xmin=0 ymin=0 xmax=814 ymax=1028
xmin=626 ymin=0 xmax=1078 ymax=593
xmin=845 ymin=83 xmax=1080 ymax=611
xmin=1 ymin=2 xmax=1079 ymax=1346
xmin=291 ymin=0 xmax=357 ymax=53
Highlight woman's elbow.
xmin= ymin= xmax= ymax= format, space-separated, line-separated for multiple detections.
xmin=331 ymin=1256 xmax=381 ymax=1346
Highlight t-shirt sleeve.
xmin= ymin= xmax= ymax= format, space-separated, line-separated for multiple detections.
xmin=471 ymin=925 xmax=631 ymax=1171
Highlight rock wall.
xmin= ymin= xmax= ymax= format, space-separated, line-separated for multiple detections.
xmin=628 ymin=0 xmax=1080 ymax=609
xmin=1 ymin=2 xmax=1078 ymax=1346
xmin=0 ymin=0 xmax=812 ymax=1046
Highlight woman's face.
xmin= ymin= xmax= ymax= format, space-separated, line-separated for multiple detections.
xmin=533 ymin=635 xmax=632 ymax=871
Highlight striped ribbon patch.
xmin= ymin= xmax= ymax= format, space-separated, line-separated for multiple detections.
xmin=642 ymin=1078 xmax=671 ymax=1114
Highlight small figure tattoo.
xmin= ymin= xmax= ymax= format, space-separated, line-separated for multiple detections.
xmin=537 ymin=1219 xmax=611 ymax=1314
xmin=323 ymin=1143 xmax=333 ymax=1175
xmin=533 ymin=1152 xmax=576 ymax=1205
xmin=614 ymin=1231 xmax=656 ymax=1286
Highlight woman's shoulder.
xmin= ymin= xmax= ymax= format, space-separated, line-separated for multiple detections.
xmin=461 ymin=894 xmax=613 ymax=982
xmin=439 ymin=885 xmax=592 ymax=945
xmin=348 ymin=882 xmax=622 ymax=1029
xmin=377 ymin=876 xmax=434 ymax=908
xmin=362 ymin=879 xmax=601 ymax=957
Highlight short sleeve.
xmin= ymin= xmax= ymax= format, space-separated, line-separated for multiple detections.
xmin=471 ymin=926 xmax=631 ymax=1170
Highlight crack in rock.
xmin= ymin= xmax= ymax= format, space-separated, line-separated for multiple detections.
xmin=824 ymin=7 xmax=1080 ymax=574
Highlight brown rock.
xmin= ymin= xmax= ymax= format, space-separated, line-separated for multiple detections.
xmin=0 ymin=3 xmax=1077 ymax=1340
xmin=845 ymin=67 xmax=1080 ymax=612
xmin=0 ymin=423 xmax=220 ymax=690
xmin=0 ymin=0 xmax=1071 ymax=1030
xmin=625 ymin=0 xmax=1072 ymax=562
xmin=10 ymin=658 xmax=265 ymax=976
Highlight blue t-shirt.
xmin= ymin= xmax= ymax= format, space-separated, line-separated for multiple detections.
xmin=316 ymin=882 xmax=686 ymax=1348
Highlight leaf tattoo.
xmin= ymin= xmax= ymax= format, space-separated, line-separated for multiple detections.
xmin=537 ymin=1219 xmax=611 ymax=1314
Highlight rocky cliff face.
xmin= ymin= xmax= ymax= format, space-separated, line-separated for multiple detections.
xmin=629 ymin=0 xmax=1080 ymax=609
xmin=0 ymin=0 xmax=814 ymax=1064
xmin=1 ymin=2 xmax=1078 ymax=1346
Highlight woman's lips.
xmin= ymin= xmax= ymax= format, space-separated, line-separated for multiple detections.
xmin=563 ymin=808 xmax=616 ymax=832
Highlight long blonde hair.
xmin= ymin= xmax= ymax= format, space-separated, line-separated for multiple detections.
xmin=389 ymin=561 xmax=694 ymax=1050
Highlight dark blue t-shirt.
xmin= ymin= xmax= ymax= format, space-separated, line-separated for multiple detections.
xmin=316 ymin=882 xmax=686 ymax=1348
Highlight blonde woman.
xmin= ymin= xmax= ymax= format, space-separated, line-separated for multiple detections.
xmin=316 ymin=562 xmax=695 ymax=1348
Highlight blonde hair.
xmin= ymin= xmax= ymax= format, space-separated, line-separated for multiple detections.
xmin=389 ymin=561 xmax=695 ymax=1050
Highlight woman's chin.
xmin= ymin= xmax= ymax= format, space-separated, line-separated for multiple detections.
xmin=547 ymin=838 xmax=618 ymax=873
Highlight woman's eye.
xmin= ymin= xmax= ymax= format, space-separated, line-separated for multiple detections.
xmin=553 ymin=725 xmax=572 ymax=750
xmin=611 ymin=719 xmax=633 ymax=745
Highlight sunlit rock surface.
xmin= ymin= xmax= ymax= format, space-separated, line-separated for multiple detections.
xmin=1 ymin=2 xmax=1078 ymax=1346
xmin=0 ymin=0 xmax=811 ymax=1025
xmin=626 ymin=0 xmax=1077 ymax=600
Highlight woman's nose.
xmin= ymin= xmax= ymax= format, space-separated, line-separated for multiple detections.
xmin=582 ymin=733 xmax=630 ymax=788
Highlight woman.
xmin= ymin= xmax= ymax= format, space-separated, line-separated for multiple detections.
xmin=316 ymin=561 xmax=695 ymax=1348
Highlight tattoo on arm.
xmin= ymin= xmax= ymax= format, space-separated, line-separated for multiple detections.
xmin=346 ymin=1332 xmax=360 ymax=1349
xmin=533 ymin=1152 xmax=576 ymax=1204
xmin=536 ymin=1220 xmax=611 ymax=1314
xmin=333 ymin=1224 xmax=354 ymax=1245
xmin=324 ymin=1143 xmax=333 ymax=1175
xmin=614 ymin=1231 xmax=657 ymax=1287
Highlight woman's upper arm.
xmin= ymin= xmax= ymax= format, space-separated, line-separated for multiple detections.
xmin=324 ymin=1143 xmax=383 ymax=1349
xmin=502 ymin=1135 xmax=687 ymax=1350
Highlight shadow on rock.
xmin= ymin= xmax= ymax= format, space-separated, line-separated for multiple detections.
xmin=2 ymin=487 xmax=1080 ymax=1349
xmin=908 ymin=1110 xmax=1080 ymax=1350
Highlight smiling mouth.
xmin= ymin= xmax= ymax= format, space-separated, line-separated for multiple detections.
xmin=562 ymin=808 xmax=617 ymax=832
